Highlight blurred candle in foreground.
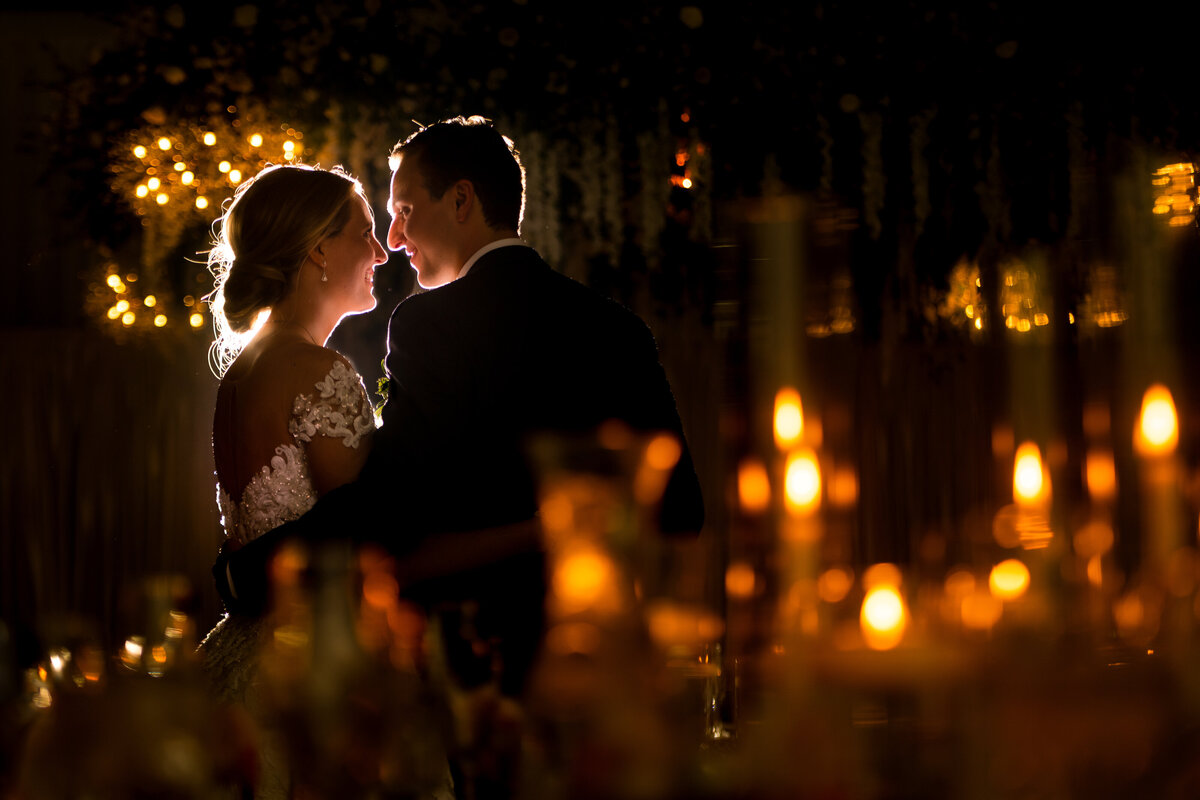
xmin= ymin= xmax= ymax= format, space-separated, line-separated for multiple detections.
xmin=861 ymin=583 xmax=907 ymax=650
xmin=989 ymin=559 xmax=1030 ymax=600
xmin=1135 ymin=384 xmax=1183 ymax=587
xmin=737 ymin=457 xmax=770 ymax=514
xmin=1013 ymin=442 xmax=1049 ymax=507
xmin=1085 ymin=448 xmax=1117 ymax=503
xmin=784 ymin=448 xmax=821 ymax=516
xmin=774 ymin=387 xmax=803 ymax=450
xmin=1135 ymin=384 xmax=1178 ymax=457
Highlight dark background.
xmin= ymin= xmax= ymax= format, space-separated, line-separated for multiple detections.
xmin=4 ymin=1 xmax=1200 ymax=665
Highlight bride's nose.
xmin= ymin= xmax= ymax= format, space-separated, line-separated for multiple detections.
xmin=372 ymin=235 xmax=387 ymax=264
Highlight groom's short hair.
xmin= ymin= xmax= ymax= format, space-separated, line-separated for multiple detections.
xmin=390 ymin=116 xmax=525 ymax=232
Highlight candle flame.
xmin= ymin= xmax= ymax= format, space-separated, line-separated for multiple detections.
xmin=861 ymin=585 xmax=907 ymax=650
xmin=1013 ymin=442 xmax=1048 ymax=505
xmin=784 ymin=448 xmax=821 ymax=514
xmin=1136 ymin=384 xmax=1178 ymax=456
xmin=774 ymin=387 xmax=803 ymax=449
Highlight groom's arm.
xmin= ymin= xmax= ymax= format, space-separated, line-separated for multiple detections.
xmin=212 ymin=479 xmax=369 ymax=616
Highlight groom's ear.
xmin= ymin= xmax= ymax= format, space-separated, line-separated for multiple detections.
xmin=452 ymin=179 xmax=475 ymax=222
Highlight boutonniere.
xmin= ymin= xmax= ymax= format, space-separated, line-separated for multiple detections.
xmin=375 ymin=358 xmax=390 ymax=418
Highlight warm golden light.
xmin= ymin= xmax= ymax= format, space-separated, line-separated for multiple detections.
xmin=135 ymin=184 xmax=149 ymax=198
xmin=154 ymin=314 xmax=168 ymax=327
xmin=249 ymin=133 xmax=263 ymax=147
xmin=1074 ymin=519 xmax=1114 ymax=559
xmin=229 ymin=169 xmax=243 ymax=184
xmin=1085 ymin=448 xmax=1117 ymax=502
xmin=828 ymin=465 xmax=859 ymax=508
xmin=115 ymin=299 xmax=130 ymax=313
xmin=961 ymin=591 xmax=1003 ymax=630
xmin=121 ymin=311 xmax=135 ymax=326
xmin=157 ymin=137 xmax=171 ymax=150
xmin=725 ymin=561 xmax=757 ymax=599
xmin=634 ymin=433 xmax=681 ymax=505
xmin=861 ymin=586 xmax=907 ymax=650
xmin=1013 ymin=442 xmax=1047 ymax=505
xmin=554 ymin=546 xmax=615 ymax=613
xmin=203 ymin=132 xmax=216 ymax=145
xmin=817 ymin=567 xmax=853 ymax=603
xmin=106 ymin=274 xmax=122 ymax=289
xmin=133 ymin=145 xmax=147 ymax=158
xmin=944 ymin=569 xmax=975 ymax=599
xmin=156 ymin=193 xmax=168 ymax=205
xmin=173 ymin=161 xmax=185 ymax=172
xmin=189 ymin=313 xmax=204 ymax=327
xmin=784 ymin=448 xmax=821 ymax=514
xmin=147 ymin=177 xmax=160 ymax=191
xmin=1136 ymin=384 xmax=1178 ymax=456
xmin=106 ymin=305 xmax=120 ymax=320
xmin=646 ymin=433 xmax=682 ymax=471
xmin=143 ymin=295 xmax=156 ymax=308
xmin=863 ymin=562 xmax=902 ymax=590
xmin=736 ymin=457 xmax=770 ymax=514
xmin=283 ymin=140 xmax=295 ymax=152
xmin=284 ymin=150 xmax=296 ymax=161
xmin=989 ymin=559 xmax=1030 ymax=600
xmin=122 ymin=638 xmax=144 ymax=664
xmin=195 ymin=196 xmax=209 ymax=210
xmin=181 ymin=171 xmax=194 ymax=185
xmin=645 ymin=601 xmax=724 ymax=648
xmin=1152 ymin=164 xmax=1196 ymax=225
xmin=773 ymin=387 xmax=804 ymax=448
xmin=218 ymin=160 xmax=231 ymax=173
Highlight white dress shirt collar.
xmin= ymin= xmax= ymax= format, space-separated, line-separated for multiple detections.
xmin=458 ymin=238 xmax=526 ymax=279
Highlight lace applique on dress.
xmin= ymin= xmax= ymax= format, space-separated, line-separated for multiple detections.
xmin=215 ymin=359 xmax=375 ymax=547
xmin=289 ymin=359 xmax=375 ymax=448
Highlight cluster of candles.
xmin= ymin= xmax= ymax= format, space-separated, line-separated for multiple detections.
xmin=725 ymin=381 xmax=1189 ymax=653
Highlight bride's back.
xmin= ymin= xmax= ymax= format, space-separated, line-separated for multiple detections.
xmin=212 ymin=333 xmax=333 ymax=502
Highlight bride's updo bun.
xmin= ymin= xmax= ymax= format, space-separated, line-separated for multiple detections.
xmin=219 ymin=259 xmax=290 ymax=333
xmin=207 ymin=164 xmax=364 ymax=374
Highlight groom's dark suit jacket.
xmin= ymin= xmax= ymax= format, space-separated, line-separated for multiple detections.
xmin=368 ymin=244 xmax=703 ymax=538
xmin=217 ymin=245 xmax=703 ymax=686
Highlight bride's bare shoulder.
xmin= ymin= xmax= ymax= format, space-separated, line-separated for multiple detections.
xmin=221 ymin=337 xmax=350 ymax=399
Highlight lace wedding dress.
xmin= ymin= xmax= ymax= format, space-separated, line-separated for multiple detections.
xmin=199 ymin=359 xmax=375 ymax=696
xmin=198 ymin=360 xmax=376 ymax=798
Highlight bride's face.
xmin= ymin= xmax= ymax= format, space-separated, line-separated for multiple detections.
xmin=322 ymin=195 xmax=387 ymax=316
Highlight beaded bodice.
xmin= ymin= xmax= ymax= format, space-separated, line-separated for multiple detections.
xmin=216 ymin=359 xmax=375 ymax=545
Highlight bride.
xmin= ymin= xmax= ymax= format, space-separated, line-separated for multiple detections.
xmin=197 ymin=163 xmax=398 ymax=797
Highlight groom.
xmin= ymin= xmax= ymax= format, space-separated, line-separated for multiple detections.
xmin=214 ymin=116 xmax=703 ymax=688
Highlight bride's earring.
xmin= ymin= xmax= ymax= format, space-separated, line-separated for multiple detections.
xmin=321 ymin=260 xmax=328 ymax=282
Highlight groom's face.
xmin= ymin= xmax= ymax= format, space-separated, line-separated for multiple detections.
xmin=388 ymin=154 xmax=461 ymax=289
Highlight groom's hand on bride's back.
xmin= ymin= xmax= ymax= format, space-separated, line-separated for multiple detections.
xmin=212 ymin=532 xmax=275 ymax=616
xmin=211 ymin=481 xmax=368 ymax=616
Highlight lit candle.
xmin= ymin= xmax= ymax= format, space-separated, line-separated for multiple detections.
xmin=774 ymin=387 xmax=803 ymax=450
xmin=1135 ymin=384 xmax=1182 ymax=584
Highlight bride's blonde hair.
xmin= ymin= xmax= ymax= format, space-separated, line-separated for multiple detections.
xmin=206 ymin=164 xmax=363 ymax=375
